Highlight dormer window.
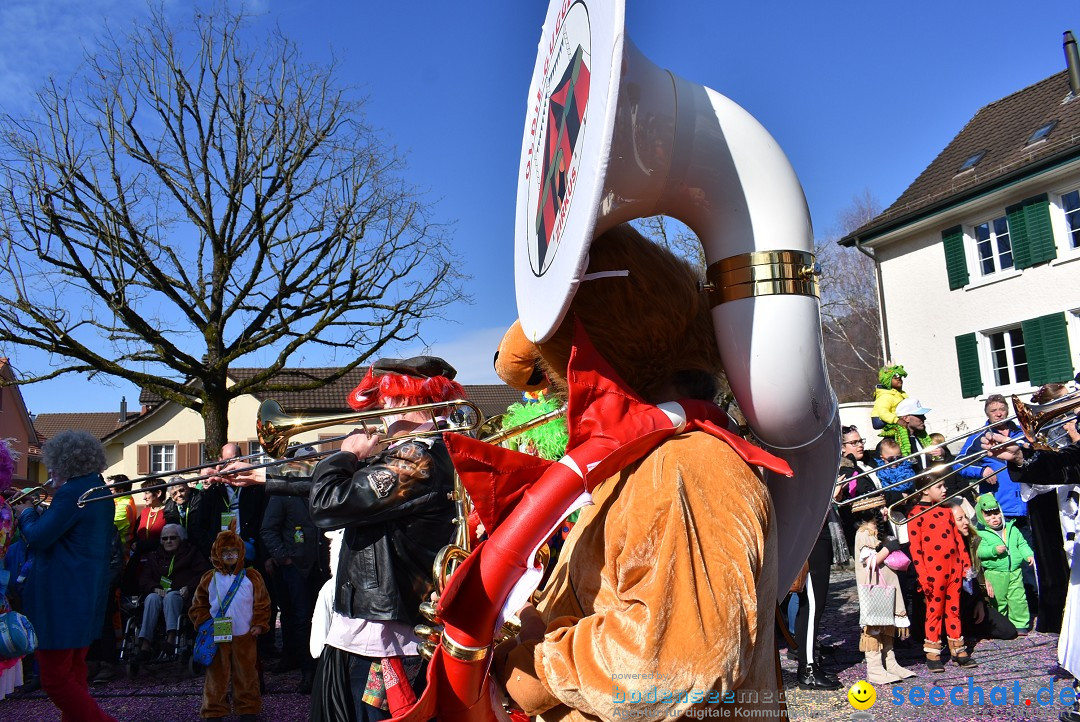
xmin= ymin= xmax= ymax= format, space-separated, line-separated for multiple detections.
xmin=957 ymin=150 xmax=986 ymax=173
xmin=1026 ymin=120 xmax=1057 ymax=146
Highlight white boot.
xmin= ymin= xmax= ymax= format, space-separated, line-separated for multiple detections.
xmin=865 ymin=649 xmax=902 ymax=684
xmin=883 ymin=640 xmax=917 ymax=679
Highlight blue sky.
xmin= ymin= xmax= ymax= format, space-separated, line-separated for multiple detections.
xmin=2 ymin=0 xmax=1077 ymax=414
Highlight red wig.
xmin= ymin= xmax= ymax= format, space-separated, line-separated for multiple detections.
xmin=347 ymin=367 xmax=465 ymax=411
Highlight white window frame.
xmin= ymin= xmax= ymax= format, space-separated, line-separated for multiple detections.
xmin=248 ymin=440 xmax=271 ymax=464
xmin=150 ymin=443 xmax=176 ymax=474
xmin=968 ymin=213 xmax=1015 ymax=278
xmin=1052 ymin=187 xmax=1080 ymax=261
xmin=980 ymin=324 xmax=1031 ymax=395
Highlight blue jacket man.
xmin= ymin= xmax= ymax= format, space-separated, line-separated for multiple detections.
xmin=956 ymin=395 xmax=1027 ymax=519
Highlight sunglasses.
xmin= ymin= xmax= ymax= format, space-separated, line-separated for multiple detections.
xmin=160 ymin=536 xmax=181 ymax=541
xmin=983 ymin=509 xmax=1002 ymax=515
xmin=881 ymin=456 xmax=901 ymax=463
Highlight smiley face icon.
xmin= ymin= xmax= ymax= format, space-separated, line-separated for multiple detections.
xmin=848 ymin=680 xmax=876 ymax=710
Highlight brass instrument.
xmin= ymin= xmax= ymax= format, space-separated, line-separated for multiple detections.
xmin=842 ymin=388 xmax=1080 ymax=500
xmin=886 ymin=466 xmax=1005 ymax=526
xmin=418 ymin=404 xmax=568 ymax=660
xmin=883 ymin=392 xmax=1080 ymax=526
xmin=1013 ymin=391 xmax=1080 ymax=450
xmin=77 ymin=398 xmax=486 ymax=507
xmin=7 ymin=486 xmax=48 ymax=507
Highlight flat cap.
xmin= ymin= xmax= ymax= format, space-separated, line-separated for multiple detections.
xmin=372 ymin=355 xmax=457 ymax=380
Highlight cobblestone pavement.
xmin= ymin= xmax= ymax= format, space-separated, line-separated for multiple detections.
xmin=0 ymin=569 xmax=1070 ymax=721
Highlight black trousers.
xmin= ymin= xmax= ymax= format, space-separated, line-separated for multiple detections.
xmin=795 ymin=530 xmax=833 ymax=669
xmin=961 ymin=589 xmax=1018 ymax=644
xmin=1026 ymin=493 xmax=1069 ymax=633
xmin=311 ymin=645 xmax=426 ymax=722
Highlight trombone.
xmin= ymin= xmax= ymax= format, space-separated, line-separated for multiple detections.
xmin=6 ymin=486 xmax=48 ymax=507
xmin=838 ymin=386 xmax=1080 ymax=498
xmin=76 ymin=398 xmax=486 ymax=507
xmin=882 ymin=389 xmax=1080 ymax=526
xmin=885 ymin=464 xmax=1010 ymax=526
xmin=837 ymin=390 xmax=1080 ymax=510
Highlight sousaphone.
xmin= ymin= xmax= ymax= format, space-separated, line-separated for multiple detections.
xmin=516 ymin=0 xmax=839 ymax=593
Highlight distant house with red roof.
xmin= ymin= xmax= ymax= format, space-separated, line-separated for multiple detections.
xmin=71 ymin=367 xmax=524 ymax=480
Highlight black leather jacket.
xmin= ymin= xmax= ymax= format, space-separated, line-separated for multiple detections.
xmin=308 ymin=436 xmax=455 ymax=625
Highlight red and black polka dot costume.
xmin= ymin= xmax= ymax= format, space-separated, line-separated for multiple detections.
xmin=907 ymin=502 xmax=971 ymax=646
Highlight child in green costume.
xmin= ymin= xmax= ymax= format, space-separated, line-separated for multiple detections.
xmin=974 ymin=492 xmax=1035 ymax=633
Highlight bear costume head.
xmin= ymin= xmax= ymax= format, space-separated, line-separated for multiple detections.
xmin=498 ymin=223 xmax=721 ymax=404
xmin=211 ymin=529 xmax=246 ymax=575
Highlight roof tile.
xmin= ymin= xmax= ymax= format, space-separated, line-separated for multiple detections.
xmin=847 ymin=71 xmax=1080 ymax=240
xmin=34 ymin=412 xmax=140 ymax=441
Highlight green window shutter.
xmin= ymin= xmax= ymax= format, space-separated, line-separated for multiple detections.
xmin=1006 ymin=202 xmax=1031 ymax=268
xmin=1022 ymin=312 xmax=1074 ymax=385
xmin=942 ymin=225 xmax=968 ymax=290
xmin=1021 ymin=194 xmax=1056 ymax=267
xmin=955 ymin=333 xmax=983 ymax=398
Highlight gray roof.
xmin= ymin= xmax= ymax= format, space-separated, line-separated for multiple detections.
xmin=842 ymin=71 xmax=1080 ymax=245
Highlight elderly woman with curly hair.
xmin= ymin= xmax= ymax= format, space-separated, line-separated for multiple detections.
xmin=14 ymin=430 xmax=117 ymax=722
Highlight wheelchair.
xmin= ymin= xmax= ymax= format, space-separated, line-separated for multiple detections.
xmin=118 ymin=592 xmax=201 ymax=678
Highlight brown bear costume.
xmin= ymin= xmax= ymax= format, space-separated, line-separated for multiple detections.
xmin=189 ymin=530 xmax=271 ymax=720
xmin=491 ymin=225 xmax=783 ymax=721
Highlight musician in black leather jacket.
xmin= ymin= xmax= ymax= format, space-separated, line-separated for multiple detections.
xmin=309 ymin=434 xmax=455 ymax=625
xmin=230 ymin=356 xmax=464 ymax=722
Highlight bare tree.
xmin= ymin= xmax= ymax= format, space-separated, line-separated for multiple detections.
xmin=0 ymin=8 xmax=464 ymax=454
xmin=632 ymin=215 xmax=706 ymax=270
xmin=816 ymin=189 xmax=883 ymax=401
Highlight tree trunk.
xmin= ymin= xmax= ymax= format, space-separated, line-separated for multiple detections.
xmin=202 ymin=393 xmax=231 ymax=461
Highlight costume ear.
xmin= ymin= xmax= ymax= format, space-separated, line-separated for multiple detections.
xmin=494 ymin=320 xmax=549 ymax=392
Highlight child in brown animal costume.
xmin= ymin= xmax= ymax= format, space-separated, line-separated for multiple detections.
xmin=491 ymin=224 xmax=783 ymax=720
xmin=189 ymin=529 xmax=270 ymax=721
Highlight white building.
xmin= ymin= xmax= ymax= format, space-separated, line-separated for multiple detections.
xmin=841 ymin=57 xmax=1080 ymax=438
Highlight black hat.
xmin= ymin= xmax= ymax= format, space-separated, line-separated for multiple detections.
xmin=372 ymin=355 xmax=457 ymax=380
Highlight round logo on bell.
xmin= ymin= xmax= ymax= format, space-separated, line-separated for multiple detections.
xmin=522 ymin=1 xmax=593 ymax=277
xmin=848 ymin=680 xmax=876 ymax=710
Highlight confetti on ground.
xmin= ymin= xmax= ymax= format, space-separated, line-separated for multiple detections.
xmin=1 ymin=570 xmax=1071 ymax=720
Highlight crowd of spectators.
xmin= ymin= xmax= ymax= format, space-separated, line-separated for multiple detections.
xmin=4 ymin=437 xmax=328 ymax=712
xmin=790 ymin=363 xmax=1080 ymax=710
xmin=5 ymin=358 xmax=1080 ymax=720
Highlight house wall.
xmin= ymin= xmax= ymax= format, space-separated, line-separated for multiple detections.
xmin=875 ymin=166 xmax=1080 ymax=437
xmin=0 ymin=387 xmax=31 ymax=482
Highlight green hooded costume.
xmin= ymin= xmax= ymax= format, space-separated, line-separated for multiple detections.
xmin=973 ymin=493 xmax=1033 ymax=630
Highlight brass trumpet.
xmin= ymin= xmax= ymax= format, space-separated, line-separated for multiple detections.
xmin=77 ymin=397 xmax=486 ymax=507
